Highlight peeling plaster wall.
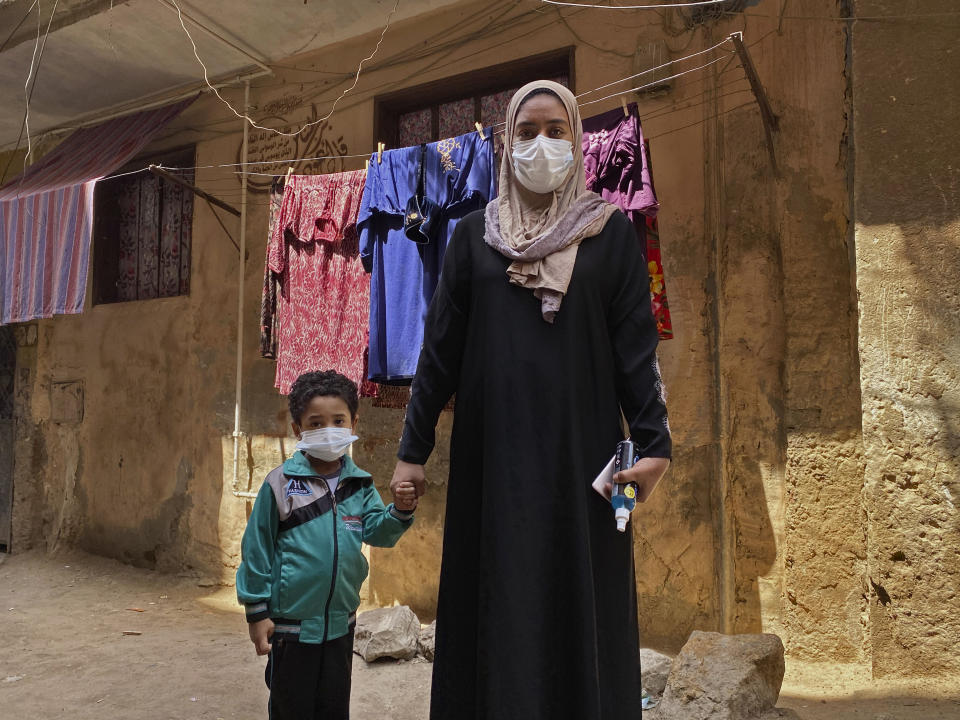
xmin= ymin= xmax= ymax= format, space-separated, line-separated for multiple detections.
xmin=8 ymin=0 xmax=957 ymax=674
xmin=852 ymin=0 xmax=960 ymax=677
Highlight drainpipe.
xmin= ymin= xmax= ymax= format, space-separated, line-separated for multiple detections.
xmin=703 ymin=30 xmax=734 ymax=634
xmin=232 ymin=80 xmax=257 ymax=499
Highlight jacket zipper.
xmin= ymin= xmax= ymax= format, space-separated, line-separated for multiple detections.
xmin=321 ymin=477 xmax=338 ymax=643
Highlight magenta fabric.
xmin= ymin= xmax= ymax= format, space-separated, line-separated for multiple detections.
xmin=582 ymin=105 xmax=673 ymax=340
xmin=581 ymin=102 xmax=659 ymax=218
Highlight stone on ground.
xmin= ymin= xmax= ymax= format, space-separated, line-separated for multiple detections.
xmin=418 ymin=620 xmax=436 ymax=661
xmin=354 ymin=606 xmax=421 ymax=662
xmin=640 ymin=647 xmax=673 ymax=697
xmin=648 ymin=630 xmax=786 ymax=720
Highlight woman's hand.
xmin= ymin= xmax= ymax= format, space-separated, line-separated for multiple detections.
xmin=612 ymin=456 xmax=670 ymax=503
xmin=391 ymin=460 xmax=427 ymax=498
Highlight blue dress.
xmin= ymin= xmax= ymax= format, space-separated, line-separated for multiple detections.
xmin=358 ymin=130 xmax=496 ymax=384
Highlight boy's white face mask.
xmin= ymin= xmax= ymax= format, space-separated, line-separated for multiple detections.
xmin=511 ymin=134 xmax=575 ymax=194
xmin=296 ymin=427 xmax=358 ymax=462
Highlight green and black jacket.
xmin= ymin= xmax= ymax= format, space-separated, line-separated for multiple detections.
xmin=236 ymin=451 xmax=413 ymax=644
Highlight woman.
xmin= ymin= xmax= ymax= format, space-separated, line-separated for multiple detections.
xmin=391 ymin=80 xmax=671 ymax=719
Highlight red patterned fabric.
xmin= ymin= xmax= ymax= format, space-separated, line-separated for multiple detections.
xmin=269 ymin=170 xmax=377 ymax=397
xmin=641 ymin=139 xmax=672 ymax=339
xmin=439 ymin=98 xmax=474 ymax=140
xmin=399 ymin=108 xmax=432 ymax=147
xmin=639 ymin=214 xmax=673 ymax=341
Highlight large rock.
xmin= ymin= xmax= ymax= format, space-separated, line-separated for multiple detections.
xmin=354 ymin=606 xmax=421 ymax=662
xmin=649 ymin=631 xmax=786 ymax=720
xmin=418 ymin=620 xmax=436 ymax=661
xmin=640 ymin=648 xmax=673 ymax=697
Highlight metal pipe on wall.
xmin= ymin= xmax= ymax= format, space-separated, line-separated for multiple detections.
xmin=232 ymin=79 xmax=253 ymax=499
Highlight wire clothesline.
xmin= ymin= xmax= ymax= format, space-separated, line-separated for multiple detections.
xmin=185 ymin=77 xmax=754 ymax=189
xmin=541 ymin=0 xmax=728 ymax=9
xmin=106 ymin=33 xmax=741 ymax=182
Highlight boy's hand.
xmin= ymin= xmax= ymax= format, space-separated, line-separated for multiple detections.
xmin=248 ymin=618 xmax=275 ymax=655
xmin=393 ymin=480 xmax=419 ymax=512
xmin=391 ymin=461 xmax=426 ymax=498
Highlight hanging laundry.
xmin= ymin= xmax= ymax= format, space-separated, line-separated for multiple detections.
xmin=639 ymin=213 xmax=673 ymax=340
xmin=359 ymin=129 xmax=496 ymax=384
xmin=268 ymin=170 xmax=377 ymax=396
xmin=582 ymin=103 xmax=673 ymax=339
xmin=0 ymin=99 xmax=192 ymax=325
xmin=259 ymin=177 xmax=284 ymax=360
xmin=640 ymin=139 xmax=673 ymax=340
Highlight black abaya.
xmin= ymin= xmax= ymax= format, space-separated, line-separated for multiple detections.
xmin=399 ymin=209 xmax=671 ymax=720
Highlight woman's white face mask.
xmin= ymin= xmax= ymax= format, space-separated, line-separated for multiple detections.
xmin=296 ymin=427 xmax=358 ymax=462
xmin=511 ymin=134 xmax=574 ymax=194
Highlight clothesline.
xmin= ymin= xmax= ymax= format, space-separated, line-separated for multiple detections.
xmin=168 ymin=61 xmax=750 ymax=192
xmin=117 ymin=76 xmax=749 ymax=185
xmin=541 ymin=0 xmax=728 ymax=9
xmin=97 ymin=34 xmax=742 ymax=182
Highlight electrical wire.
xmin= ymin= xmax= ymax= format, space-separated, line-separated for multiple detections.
xmin=725 ymin=9 xmax=960 ymax=22
xmin=97 ymin=31 xmax=748 ymax=182
xmin=0 ymin=0 xmax=40 ymax=53
xmin=1 ymin=0 xmax=60 ymax=189
xmin=541 ymin=0 xmax=730 ymax=9
xmin=576 ymin=34 xmax=732 ymax=97
xmin=168 ymin=0 xmax=401 ymax=138
xmin=646 ymin=99 xmax=754 ymax=141
xmin=23 ymin=0 xmax=61 ymax=168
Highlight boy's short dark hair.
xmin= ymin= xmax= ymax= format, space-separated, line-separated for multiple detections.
xmin=288 ymin=370 xmax=359 ymax=424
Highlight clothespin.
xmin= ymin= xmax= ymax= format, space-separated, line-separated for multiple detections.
xmin=365 ymin=159 xmax=370 ymax=172
xmin=475 ymin=122 xmax=486 ymax=140
xmin=377 ymin=142 xmax=385 ymax=164
xmin=285 ymin=165 xmax=294 ymax=182
xmin=620 ymin=97 xmax=629 ymax=117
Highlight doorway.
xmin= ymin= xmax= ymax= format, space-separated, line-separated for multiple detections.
xmin=0 ymin=325 xmax=16 ymax=552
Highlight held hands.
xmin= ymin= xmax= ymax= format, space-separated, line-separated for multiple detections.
xmin=248 ymin=618 xmax=274 ymax=656
xmin=612 ymin=456 xmax=670 ymax=503
xmin=390 ymin=460 xmax=426 ymax=513
xmin=393 ymin=480 xmax=419 ymax=512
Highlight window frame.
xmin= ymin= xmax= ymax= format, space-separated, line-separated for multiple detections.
xmin=91 ymin=144 xmax=196 ymax=306
xmin=373 ymin=47 xmax=576 ymax=148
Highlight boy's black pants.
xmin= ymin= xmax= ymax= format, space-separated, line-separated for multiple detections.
xmin=265 ymin=626 xmax=355 ymax=720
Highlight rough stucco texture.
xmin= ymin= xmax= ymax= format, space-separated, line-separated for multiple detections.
xmin=852 ymin=0 xmax=960 ymax=677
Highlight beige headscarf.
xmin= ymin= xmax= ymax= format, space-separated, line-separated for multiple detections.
xmin=484 ymin=80 xmax=617 ymax=322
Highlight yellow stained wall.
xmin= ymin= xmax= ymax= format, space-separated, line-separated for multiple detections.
xmin=852 ymin=0 xmax=960 ymax=677
xmin=10 ymin=0 xmax=955 ymax=675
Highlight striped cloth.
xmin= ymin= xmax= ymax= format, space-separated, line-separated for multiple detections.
xmin=0 ymin=98 xmax=193 ymax=325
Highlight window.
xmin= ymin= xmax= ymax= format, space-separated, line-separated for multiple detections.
xmin=374 ymin=48 xmax=574 ymax=150
xmin=92 ymin=146 xmax=195 ymax=304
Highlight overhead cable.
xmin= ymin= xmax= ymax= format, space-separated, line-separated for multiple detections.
xmin=98 ymin=34 xmax=743 ymax=182
xmin=2 ymin=0 xmax=59 ymax=188
xmin=168 ymin=0 xmax=401 ymax=138
xmin=541 ymin=0 xmax=730 ymax=9
xmin=576 ymin=35 xmax=733 ymax=98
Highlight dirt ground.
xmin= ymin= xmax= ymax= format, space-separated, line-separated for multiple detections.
xmin=1 ymin=551 xmax=958 ymax=720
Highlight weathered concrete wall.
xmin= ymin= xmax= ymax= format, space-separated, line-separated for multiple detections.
xmin=8 ymin=0 xmax=957 ymax=676
xmin=852 ymin=0 xmax=960 ymax=677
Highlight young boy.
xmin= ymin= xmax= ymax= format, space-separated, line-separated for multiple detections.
xmin=236 ymin=370 xmax=418 ymax=719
